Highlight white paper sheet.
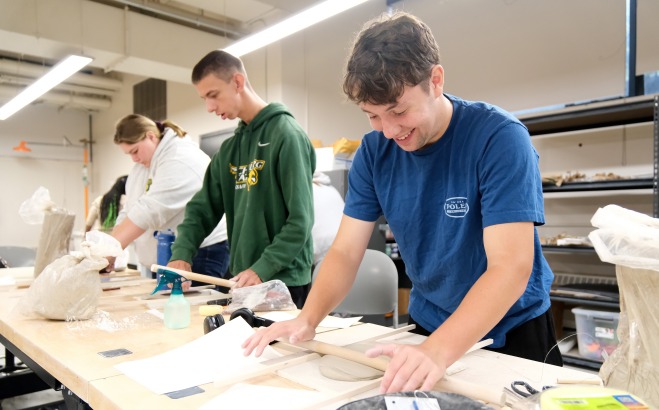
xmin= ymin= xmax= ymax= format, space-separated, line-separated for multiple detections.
xmin=318 ymin=315 xmax=362 ymax=329
xmin=315 ymin=323 xmax=396 ymax=346
xmin=198 ymin=383 xmax=325 ymax=410
xmin=115 ymin=317 xmax=278 ymax=394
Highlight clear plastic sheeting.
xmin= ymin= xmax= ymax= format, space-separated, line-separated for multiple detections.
xmin=225 ymin=279 xmax=296 ymax=314
xmin=66 ymin=310 xmax=163 ymax=332
xmin=14 ymin=233 xmax=123 ymax=321
xmin=588 ymin=204 xmax=659 ymax=408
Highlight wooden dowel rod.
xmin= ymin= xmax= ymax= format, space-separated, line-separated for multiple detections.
xmin=150 ymin=264 xmax=235 ymax=288
xmin=556 ymin=378 xmax=603 ymax=385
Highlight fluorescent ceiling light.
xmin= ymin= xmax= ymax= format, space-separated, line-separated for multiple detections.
xmin=0 ymin=55 xmax=93 ymax=121
xmin=223 ymin=0 xmax=371 ymax=57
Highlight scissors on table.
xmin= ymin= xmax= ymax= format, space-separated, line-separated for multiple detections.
xmin=509 ymin=380 xmax=552 ymax=398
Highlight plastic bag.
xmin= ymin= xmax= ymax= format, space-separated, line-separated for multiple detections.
xmin=588 ymin=204 xmax=659 ymax=408
xmin=15 ymin=233 xmax=124 ymax=321
xmin=225 ymin=280 xmax=296 ymax=314
xmin=85 ymin=231 xmax=128 ymax=270
xmin=18 ymin=186 xmax=56 ymax=225
xmin=589 ymin=204 xmax=659 ymax=271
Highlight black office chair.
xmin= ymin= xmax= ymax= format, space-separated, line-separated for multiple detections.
xmin=0 ymin=246 xmax=37 ymax=268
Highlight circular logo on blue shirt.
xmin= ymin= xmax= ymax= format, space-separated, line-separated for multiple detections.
xmin=444 ymin=197 xmax=469 ymax=218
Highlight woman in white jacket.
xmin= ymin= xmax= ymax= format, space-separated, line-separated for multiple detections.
xmin=112 ymin=114 xmax=229 ymax=281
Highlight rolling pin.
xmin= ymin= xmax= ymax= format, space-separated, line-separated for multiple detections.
xmin=281 ymin=338 xmax=506 ymax=406
xmin=150 ymin=264 xmax=235 ymax=288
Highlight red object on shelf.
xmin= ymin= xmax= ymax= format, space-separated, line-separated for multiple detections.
xmin=12 ymin=141 xmax=31 ymax=152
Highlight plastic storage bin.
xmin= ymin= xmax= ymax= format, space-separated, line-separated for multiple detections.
xmin=572 ymin=307 xmax=620 ymax=362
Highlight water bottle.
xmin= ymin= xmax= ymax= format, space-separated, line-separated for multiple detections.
xmin=154 ymin=229 xmax=175 ymax=278
xmin=164 ymin=278 xmax=190 ymax=329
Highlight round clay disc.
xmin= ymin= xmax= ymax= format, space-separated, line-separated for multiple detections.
xmin=318 ymin=354 xmax=384 ymax=381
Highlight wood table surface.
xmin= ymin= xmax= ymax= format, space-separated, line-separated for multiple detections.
xmin=0 ymin=267 xmax=600 ymax=409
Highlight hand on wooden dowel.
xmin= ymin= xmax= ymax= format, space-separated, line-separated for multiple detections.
xmin=284 ymin=339 xmax=505 ymax=406
xmin=151 ymin=263 xmax=235 ymax=290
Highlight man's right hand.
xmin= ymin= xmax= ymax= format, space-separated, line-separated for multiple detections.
xmin=167 ymin=259 xmax=192 ymax=272
xmin=167 ymin=260 xmax=193 ymax=291
xmin=242 ymin=316 xmax=317 ymax=358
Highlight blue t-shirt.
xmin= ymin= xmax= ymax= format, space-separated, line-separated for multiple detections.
xmin=344 ymin=94 xmax=553 ymax=347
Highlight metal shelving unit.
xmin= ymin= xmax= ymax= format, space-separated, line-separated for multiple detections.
xmin=519 ymin=94 xmax=659 ymax=370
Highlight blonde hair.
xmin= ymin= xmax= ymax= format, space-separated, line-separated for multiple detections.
xmin=114 ymin=114 xmax=187 ymax=145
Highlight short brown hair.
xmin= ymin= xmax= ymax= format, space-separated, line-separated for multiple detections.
xmin=191 ymin=50 xmax=245 ymax=84
xmin=343 ymin=12 xmax=440 ymax=105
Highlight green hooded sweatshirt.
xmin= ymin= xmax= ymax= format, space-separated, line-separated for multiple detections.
xmin=171 ymin=103 xmax=316 ymax=286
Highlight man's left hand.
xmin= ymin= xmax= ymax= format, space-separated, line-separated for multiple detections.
xmin=230 ymin=268 xmax=262 ymax=288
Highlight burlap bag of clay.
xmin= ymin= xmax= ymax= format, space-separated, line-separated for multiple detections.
xmin=15 ymin=233 xmax=123 ymax=321
xmin=588 ymin=205 xmax=659 ymax=408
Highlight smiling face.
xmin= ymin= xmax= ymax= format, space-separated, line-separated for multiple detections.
xmin=119 ymin=131 xmax=159 ymax=167
xmin=194 ymin=72 xmax=241 ymax=121
xmin=359 ymin=66 xmax=451 ymax=152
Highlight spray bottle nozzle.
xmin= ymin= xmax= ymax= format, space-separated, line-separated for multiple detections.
xmin=151 ymin=269 xmax=189 ymax=295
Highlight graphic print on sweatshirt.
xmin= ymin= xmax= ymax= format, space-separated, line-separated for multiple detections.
xmin=230 ymin=159 xmax=266 ymax=191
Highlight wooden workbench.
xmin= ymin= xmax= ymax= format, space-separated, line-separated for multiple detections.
xmin=0 ymin=267 xmax=599 ymax=409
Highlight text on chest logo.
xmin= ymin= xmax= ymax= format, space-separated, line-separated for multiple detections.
xmin=444 ymin=197 xmax=469 ymax=218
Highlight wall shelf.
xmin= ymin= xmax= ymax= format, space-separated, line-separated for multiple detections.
xmin=519 ymin=95 xmax=657 ymax=136
xmin=542 ymin=178 xmax=653 ymax=193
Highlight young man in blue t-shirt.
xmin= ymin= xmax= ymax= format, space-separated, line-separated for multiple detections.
xmin=244 ymin=11 xmax=562 ymax=393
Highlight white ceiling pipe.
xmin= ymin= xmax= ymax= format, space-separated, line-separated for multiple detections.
xmin=0 ymin=85 xmax=111 ymax=111
xmin=101 ymin=0 xmax=245 ymax=38
xmin=0 ymin=59 xmax=122 ymax=92
xmin=0 ymin=73 xmax=116 ymax=97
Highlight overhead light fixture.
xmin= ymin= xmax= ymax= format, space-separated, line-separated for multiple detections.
xmin=0 ymin=55 xmax=93 ymax=121
xmin=223 ymin=0 xmax=372 ymax=57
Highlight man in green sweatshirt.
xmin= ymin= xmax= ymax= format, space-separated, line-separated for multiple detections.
xmin=168 ymin=50 xmax=316 ymax=308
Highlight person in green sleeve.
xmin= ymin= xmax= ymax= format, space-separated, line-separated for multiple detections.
xmin=167 ymin=50 xmax=316 ymax=308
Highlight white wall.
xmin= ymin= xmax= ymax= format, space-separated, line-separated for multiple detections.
xmin=283 ymin=0 xmax=659 ymax=143
xmin=1 ymin=0 xmax=659 ymax=248
xmin=0 ymin=106 xmax=90 ymax=247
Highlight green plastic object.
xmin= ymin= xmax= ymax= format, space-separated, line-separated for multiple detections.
xmin=153 ymin=269 xmax=190 ymax=329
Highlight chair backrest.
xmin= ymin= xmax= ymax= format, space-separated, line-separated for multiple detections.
xmin=313 ymin=249 xmax=398 ymax=316
xmin=0 ymin=246 xmax=37 ymax=268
